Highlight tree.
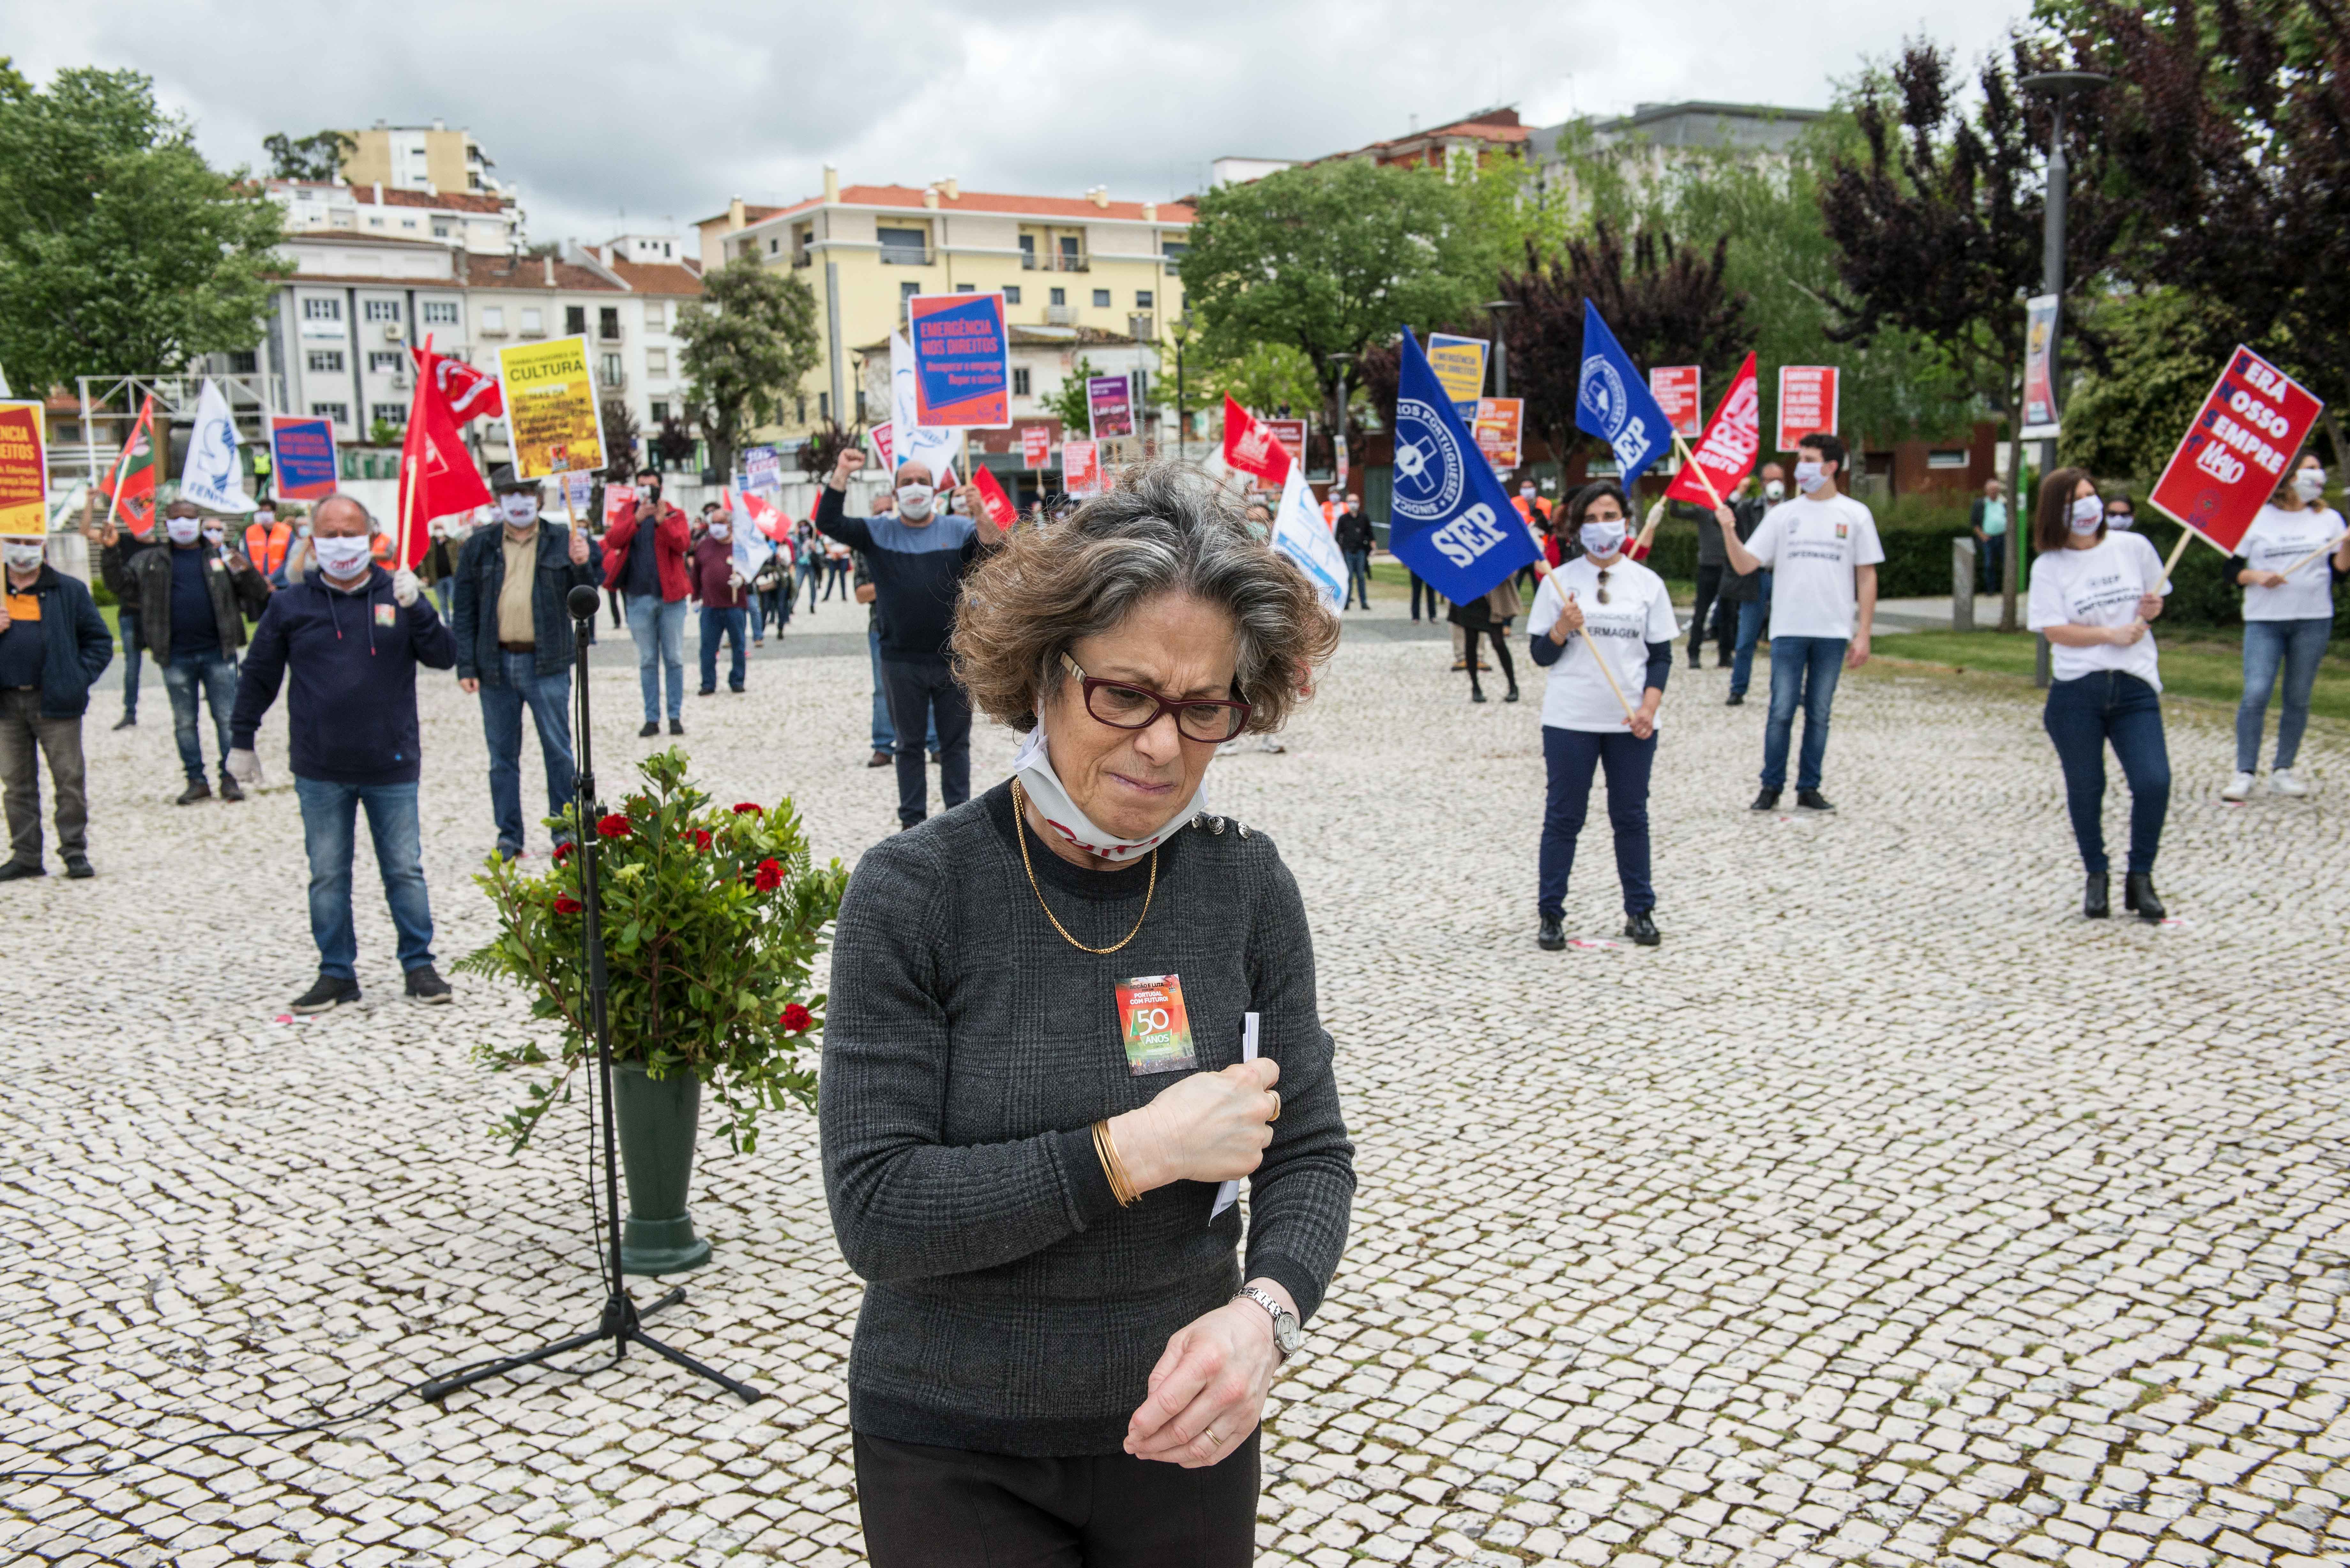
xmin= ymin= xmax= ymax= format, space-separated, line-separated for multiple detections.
xmin=1181 ymin=160 xmax=1489 ymax=464
xmin=1818 ymin=37 xmax=2120 ymax=626
xmin=1045 ymin=354 xmax=1107 ymax=437
xmin=262 ymin=129 xmax=355 ymax=183
xmin=652 ymin=415 xmax=696 ymax=473
xmin=2058 ymin=287 xmax=2240 ymax=481
xmin=0 ymin=67 xmax=284 ymax=394
xmin=600 ymin=398 xmax=640 ymax=480
xmin=795 ymin=420 xmax=860 ymax=480
xmin=676 ymin=256 xmax=821 ymax=480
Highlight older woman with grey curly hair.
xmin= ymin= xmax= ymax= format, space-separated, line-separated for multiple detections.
xmin=818 ymin=462 xmax=1353 ymax=1565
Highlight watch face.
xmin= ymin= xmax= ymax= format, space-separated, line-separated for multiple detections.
xmin=1275 ymin=1316 xmax=1303 ymax=1355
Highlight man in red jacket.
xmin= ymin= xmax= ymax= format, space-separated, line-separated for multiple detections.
xmin=600 ymin=476 xmax=693 ymax=737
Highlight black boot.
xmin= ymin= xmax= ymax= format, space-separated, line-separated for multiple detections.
xmin=2083 ymin=873 xmax=2109 ymax=919
xmin=1469 ymin=680 xmax=1487 ymax=703
xmin=2123 ymin=872 xmax=2165 ymax=922
xmin=1537 ymin=914 xmax=1565 ymax=951
xmin=1623 ymin=910 xmax=1660 ymax=946
xmin=1503 ymin=680 xmax=1520 ymax=703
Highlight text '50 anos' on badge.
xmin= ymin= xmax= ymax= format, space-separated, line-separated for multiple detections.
xmin=1115 ymin=974 xmax=1198 ymax=1076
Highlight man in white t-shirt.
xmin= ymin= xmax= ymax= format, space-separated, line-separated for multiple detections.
xmin=1717 ymin=433 xmax=1883 ymax=811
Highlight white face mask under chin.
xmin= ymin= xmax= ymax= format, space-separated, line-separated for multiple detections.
xmin=1011 ymin=715 xmax=1209 ymax=864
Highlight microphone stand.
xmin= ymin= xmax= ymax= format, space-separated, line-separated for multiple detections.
xmin=419 ymin=583 xmax=761 ymax=1406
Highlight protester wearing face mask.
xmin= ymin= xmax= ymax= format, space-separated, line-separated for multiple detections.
xmin=599 ymin=476 xmax=693 ymax=738
xmin=1716 ymin=436 xmax=1881 ymax=810
xmin=1969 ymin=479 xmax=2010 ymax=596
xmin=418 ymin=515 xmax=463 ymax=621
xmin=2026 ymin=468 xmax=2172 ymax=921
xmin=1526 ymin=482 xmax=1678 ymax=951
xmin=819 ymin=450 xmax=994 ymax=827
xmin=1718 ymin=464 xmax=1782 ymax=705
xmin=244 ymin=506 xmax=293 ymax=582
xmin=2103 ymin=494 xmax=2136 ymax=531
xmin=2223 ymin=452 xmax=2350 ymax=801
xmin=85 ymin=489 xmax=164 ymax=730
xmin=451 ymin=468 xmax=599 ymax=862
xmin=0 ymin=533 xmax=113 ymax=882
xmin=688 ymin=501 xmax=752 ymax=696
xmin=228 ymin=494 xmax=458 ymax=1009
xmin=121 ymin=500 xmax=273 ymax=804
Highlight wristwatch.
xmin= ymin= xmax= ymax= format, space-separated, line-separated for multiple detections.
xmin=1233 ymin=1285 xmax=1303 ymax=1361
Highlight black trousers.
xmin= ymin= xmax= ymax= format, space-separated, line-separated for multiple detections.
xmin=1464 ymin=624 xmax=1515 ymax=695
xmin=1689 ymin=565 xmax=1735 ymax=661
xmin=855 ymin=1430 xmax=1259 ymax=1568
xmin=881 ymin=654 xmax=972 ymax=826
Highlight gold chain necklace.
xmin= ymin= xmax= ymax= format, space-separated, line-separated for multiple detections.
xmin=1010 ymin=779 xmax=1158 ymax=954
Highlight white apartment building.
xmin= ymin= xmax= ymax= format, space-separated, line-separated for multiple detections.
xmin=266 ymin=179 xmax=523 ymax=255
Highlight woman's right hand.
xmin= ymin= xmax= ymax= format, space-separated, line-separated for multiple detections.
xmin=2109 ymin=618 xmax=2149 ymax=646
xmin=1550 ymin=594 xmax=1584 ymax=642
xmin=1110 ymin=1058 xmax=1280 ymax=1191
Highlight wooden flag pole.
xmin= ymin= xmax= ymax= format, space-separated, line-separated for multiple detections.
xmin=2154 ymin=523 xmax=2196 ymax=595
xmin=399 ymin=456 xmax=418 ymax=567
xmin=1671 ymin=430 xmax=1726 ymax=510
xmin=1520 ymin=513 xmax=1639 ymax=723
xmin=2274 ymin=531 xmax=2349 ymax=579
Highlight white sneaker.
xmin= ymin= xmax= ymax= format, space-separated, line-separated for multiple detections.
xmin=2221 ymin=771 xmax=2255 ymax=802
xmin=2269 ymin=769 xmax=2308 ymax=797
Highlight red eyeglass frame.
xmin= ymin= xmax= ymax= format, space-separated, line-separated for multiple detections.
xmin=1059 ymin=652 xmax=1253 ymax=741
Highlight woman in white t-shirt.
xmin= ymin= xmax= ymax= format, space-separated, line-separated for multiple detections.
xmin=2223 ymin=452 xmax=2350 ymax=801
xmin=2026 ymin=467 xmax=2173 ymax=922
xmin=1525 ymin=482 xmax=1680 ymax=951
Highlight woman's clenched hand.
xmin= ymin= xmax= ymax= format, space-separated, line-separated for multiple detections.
xmin=1109 ymin=1058 xmax=1280 ymax=1192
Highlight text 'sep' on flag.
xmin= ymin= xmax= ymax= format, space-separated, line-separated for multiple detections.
xmin=1385 ymin=329 xmax=1540 ymax=602
xmin=1575 ymin=303 xmax=1672 ymax=485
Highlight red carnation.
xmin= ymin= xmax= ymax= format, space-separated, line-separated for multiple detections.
xmin=732 ymin=802 xmax=763 ymax=816
xmin=553 ymin=841 xmax=574 ymax=863
xmin=595 ymin=813 xmax=631 ymax=839
xmin=780 ymin=1003 xmax=812 ymax=1034
xmin=554 ymin=895 xmax=583 ymax=915
xmin=692 ymin=829 xmax=713 ymax=853
xmin=753 ymin=857 xmax=784 ymax=891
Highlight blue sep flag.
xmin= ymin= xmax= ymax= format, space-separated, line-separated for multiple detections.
xmin=1576 ymin=302 xmax=1672 ymax=485
xmin=1387 ymin=329 xmax=1542 ymax=603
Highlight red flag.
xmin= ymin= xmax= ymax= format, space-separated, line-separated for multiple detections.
xmin=1221 ymin=396 xmax=1291 ymax=484
xmin=99 ymin=394 xmax=160 ymax=536
xmin=397 ymin=349 xmax=493 ymax=568
xmin=413 ymin=344 xmax=504 ymax=423
xmin=1665 ymin=352 xmax=1759 ymax=508
xmin=971 ymin=465 xmax=1019 ymax=532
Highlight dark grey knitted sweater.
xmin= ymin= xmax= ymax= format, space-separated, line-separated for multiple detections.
xmin=820 ymin=781 xmax=1355 ymax=1456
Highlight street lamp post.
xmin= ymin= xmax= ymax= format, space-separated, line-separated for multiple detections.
xmin=1482 ymin=298 xmax=1519 ymax=398
xmin=1175 ymin=310 xmax=1193 ymax=462
xmin=2019 ymin=70 xmax=2108 ymax=668
xmin=1327 ymin=350 xmax=1353 ymax=487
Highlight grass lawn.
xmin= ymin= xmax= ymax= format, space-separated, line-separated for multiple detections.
xmin=1873 ymin=628 xmax=2350 ymax=723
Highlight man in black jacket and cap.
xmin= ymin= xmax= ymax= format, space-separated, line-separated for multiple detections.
xmin=0 ymin=534 xmax=114 ymax=880
xmin=452 ymin=465 xmax=600 ymax=861
xmin=109 ymin=499 xmax=272 ymax=803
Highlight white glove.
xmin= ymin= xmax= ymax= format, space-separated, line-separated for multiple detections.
xmin=728 ymin=570 xmax=744 ymax=590
xmin=226 ymin=748 xmax=264 ymax=785
xmin=1646 ymin=499 xmax=1668 ymax=530
xmin=392 ymin=569 xmax=421 ymax=607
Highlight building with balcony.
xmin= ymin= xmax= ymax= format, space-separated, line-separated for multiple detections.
xmin=338 ymin=120 xmax=504 ymax=198
xmin=264 ymin=179 xmax=523 ymax=254
xmin=696 ymin=170 xmax=1190 ymax=445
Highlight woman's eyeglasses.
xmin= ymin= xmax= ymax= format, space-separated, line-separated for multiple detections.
xmin=1062 ymin=653 xmax=1253 ymax=743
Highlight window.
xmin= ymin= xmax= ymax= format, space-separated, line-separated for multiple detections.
xmin=644 ymin=302 xmax=665 ymax=330
xmin=565 ymin=306 xmax=587 ymax=336
xmin=818 ymin=392 xmax=829 ymax=422
xmin=310 ymin=402 xmax=349 ymax=424
xmin=373 ymin=403 xmax=408 ymax=428
xmin=1927 ymin=449 xmax=1970 ymax=470
xmin=422 ymin=300 xmax=459 ymax=326
xmin=303 ymin=297 xmax=342 ymax=321
xmin=1092 ymin=290 xmax=1111 ymax=308
xmin=1013 ymin=368 xmax=1032 ymax=396
xmin=228 ymin=350 xmax=258 ymax=374
xmin=400 ymin=217 xmax=417 ymax=230
xmin=955 ymin=283 xmax=976 ymax=293
xmin=647 ymin=348 xmax=668 ymax=376
xmin=363 ymin=299 xmax=401 ymax=322
xmin=663 ymin=241 xmax=672 ymax=257
xmin=599 ymin=353 xmax=624 ymax=388
xmin=1161 ymin=239 xmax=1188 ymax=259
xmin=1050 ymin=287 xmax=1066 ymax=306
xmin=307 ymin=349 xmax=345 ymax=373
xmin=481 ymin=305 xmax=506 ymax=333
xmin=432 ymin=221 xmax=451 ymax=239
xmin=598 ymin=306 xmax=621 ymax=341
xmin=650 ymin=401 xmax=670 ymax=424
xmin=856 ymin=390 xmax=868 ymax=423
xmin=1019 ymin=234 xmax=1036 ymax=269
xmin=1136 ymin=290 xmax=1154 ymax=308
xmin=900 ymin=282 xmax=920 ymax=309
xmin=367 ymin=351 xmax=404 ymax=374
xmin=877 ymin=225 xmax=929 ymax=264
xmin=1058 ymin=236 xmax=1081 ymax=269
xmin=769 ymin=236 xmax=779 ymax=254
xmin=520 ymin=307 xmax=544 ymax=335
xmin=1004 ymin=285 xmax=1021 ymax=305
xmin=795 ymin=395 xmax=807 ymax=424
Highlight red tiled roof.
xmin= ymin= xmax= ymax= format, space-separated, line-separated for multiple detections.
xmin=696 ymin=203 xmax=785 ymax=228
xmin=463 ymin=254 xmax=623 ymax=292
xmin=1315 ymin=109 xmax=1529 ymax=165
xmin=607 ymin=259 xmax=705 ymax=295
xmin=758 ymin=185 xmax=1194 ymax=227
xmin=355 ymin=185 xmax=512 ymax=215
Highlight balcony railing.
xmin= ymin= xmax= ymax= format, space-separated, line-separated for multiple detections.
xmin=1044 ymin=305 xmax=1077 ymax=326
xmin=1019 ymin=252 xmax=1091 ymax=273
xmin=879 ymin=246 xmax=934 ymax=266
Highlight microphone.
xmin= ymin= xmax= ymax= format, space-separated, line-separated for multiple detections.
xmin=568 ymin=583 xmax=603 ymax=620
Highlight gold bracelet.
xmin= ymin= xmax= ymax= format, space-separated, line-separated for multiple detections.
xmin=1093 ymin=1119 xmax=1140 ymax=1207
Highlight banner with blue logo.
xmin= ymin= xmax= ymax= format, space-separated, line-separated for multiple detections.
xmin=1386 ymin=329 xmax=1542 ymax=603
xmin=1576 ymin=302 xmax=1672 ymax=485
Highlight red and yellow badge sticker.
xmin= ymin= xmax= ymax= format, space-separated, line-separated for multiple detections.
xmin=1114 ymin=974 xmax=1197 ymax=1076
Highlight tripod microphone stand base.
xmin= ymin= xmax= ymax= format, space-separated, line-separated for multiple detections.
xmin=417 ymin=1284 xmax=762 ymax=1406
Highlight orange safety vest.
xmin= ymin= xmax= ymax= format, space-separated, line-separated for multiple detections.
xmin=243 ymin=520 xmax=292 ymax=577
xmin=371 ymin=531 xmax=395 ymax=565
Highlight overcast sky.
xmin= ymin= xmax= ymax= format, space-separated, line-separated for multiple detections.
xmin=10 ymin=0 xmax=2030 ymax=255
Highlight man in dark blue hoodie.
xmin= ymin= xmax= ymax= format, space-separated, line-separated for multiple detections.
xmin=0 ymin=535 xmax=114 ymax=880
xmin=227 ymin=494 xmax=459 ymax=1013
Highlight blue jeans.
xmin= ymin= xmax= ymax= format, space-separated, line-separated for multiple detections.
xmin=800 ymin=563 xmax=824 ymax=612
xmin=1729 ymin=570 xmax=1772 ymax=697
xmin=430 ymin=579 xmax=454 ymax=620
xmin=1979 ymin=532 xmax=2005 ymax=595
xmin=699 ymin=606 xmax=747 ymax=692
xmin=2045 ymin=671 xmax=2169 ymax=876
xmin=1539 ymin=726 xmax=1656 ymax=917
xmin=2237 ymin=617 xmax=2331 ymax=772
xmin=868 ymin=625 xmax=940 ymax=753
xmin=1761 ymin=634 xmax=1845 ymax=792
xmin=626 ymin=593 xmax=687 ymax=722
xmin=162 ymin=650 xmax=238 ymax=783
xmin=118 ymin=610 xmax=144 ymax=718
xmin=295 ymin=776 xmax=434 ymax=979
xmin=479 ymin=650 xmax=576 ymax=856
xmin=1343 ymin=549 xmax=1372 ymax=609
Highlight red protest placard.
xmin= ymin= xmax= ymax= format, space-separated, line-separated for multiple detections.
xmin=1020 ymin=425 xmax=1052 ymax=467
xmin=1264 ymin=419 xmax=1307 ymax=471
xmin=1221 ymin=397 xmax=1290 ymax=484
xmin=1775 ymin=365 xmax=1838 ymax=452
xmin=1062 ymin=439 xmax=1102 ymax=498
xmin=1472 ymin=398 xmax=1523 ymax=471
xmin=2149 ymin=345 xmax=2324 ymax=554
xmin=1666 ymin=353 xmax=1760 ymax=507
xmin=868 ymin=421 xmax=895 ymax=474
xmin=1650 ymin=366 xmax=1702 ymax=439
xmin=971 ymin=465 xmax=1019 ymax=532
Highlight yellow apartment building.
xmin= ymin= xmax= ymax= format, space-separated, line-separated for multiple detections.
xmin=696 ymin=169 xmax=1192 ymax=443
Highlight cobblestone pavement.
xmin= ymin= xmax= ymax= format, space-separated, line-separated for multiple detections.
xmin=2 ymin=588 xmax=2345 ymax=1568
